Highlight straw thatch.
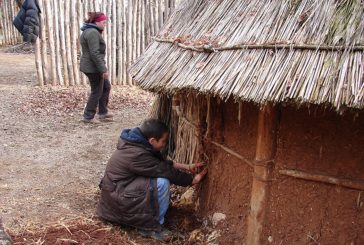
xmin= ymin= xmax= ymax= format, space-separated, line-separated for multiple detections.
xmin=130 ymin=0 xmax=364 ymax=110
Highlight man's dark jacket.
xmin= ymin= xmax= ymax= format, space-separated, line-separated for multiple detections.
xmin=97 ymin=128 xmax=193 ymax=231
xmin=13 ymin=0 xmax=41 ymax=43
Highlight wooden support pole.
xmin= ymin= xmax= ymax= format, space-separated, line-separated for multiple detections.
xmin=280 ymin=169 xmax=364 ymax=191
xmin=246 ymin=104 xmax=278 ymax=245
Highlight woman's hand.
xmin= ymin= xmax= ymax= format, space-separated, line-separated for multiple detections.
xmin=102 ymin=71 xmax=109 ymax=80
xmin=192 ymin=167 xmax=208 ymax=185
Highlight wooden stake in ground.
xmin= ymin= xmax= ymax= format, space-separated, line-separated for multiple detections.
xmin=45 ymin=0 xmax=57 ymax=85
xmin=158 ymin=0 xmax=163 ymax=29
xmin=121 ymin=0 xmax=127 ymax=84
xmin=127 ymin=0 xmax=133 ymax=85
xmin=164 ymin=0 xmax=169 ymax=23
xmin=64 ymin=0 xmax=75 ymax=86
xmin=78 ymin=0 xmax=87 ymax=85
xmin=34 ymin=38 xmax=44 ymax=86
xmin=117 ymin=0 xmax=123 ymax=84
xmin=53 ymin=0 xmax=64 ymax=86
xmin=141 ymin=0 xmax=145 ymax=52
xmin=59 ymin=0 xmax=69 ymax=86
xmin=246 ymin=104 xmax=278 ymax=245
xmin=71 ymin=0 xmax=80 ymax=85
xmin=132 ymin=0 xmax=137 ymax=62
xmin=38 ymin=0 xmax=49 ymax=85
xmin=112 ymin=0 xmax=117 ymax=84
xmin=106 ymin=0 xmax=112 ymax=84
xmin=136 ymin=0 xmax=141 ymax=58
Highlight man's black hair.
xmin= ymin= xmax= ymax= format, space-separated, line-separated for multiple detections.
xmin=139 ymin=119 xmax=169 ymax=140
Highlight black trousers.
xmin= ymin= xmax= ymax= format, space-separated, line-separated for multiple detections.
xmin=83 ymin=73 xmax=111 ymax=119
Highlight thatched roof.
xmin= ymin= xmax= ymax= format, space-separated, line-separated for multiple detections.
xmin=130 ymin=0 xmax=364 ymax=110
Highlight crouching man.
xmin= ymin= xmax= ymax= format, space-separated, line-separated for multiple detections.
xmin=97 ymin=119 xmax=207 ymax=241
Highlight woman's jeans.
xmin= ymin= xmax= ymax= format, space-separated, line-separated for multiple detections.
xmin=83 ymin=73 xmax=111 ymax=120
xmin=157 ymin=178 xmax=170 ymax=225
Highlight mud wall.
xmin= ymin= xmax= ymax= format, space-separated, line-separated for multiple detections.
xmin=263 ymin=106 xmax=364 ymax=244
xmin=176 ymin=94 xmax=259 ymax=244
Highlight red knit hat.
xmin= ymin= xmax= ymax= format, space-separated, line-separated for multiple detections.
xmin=95 ymin=14 xmax=107 ymax=22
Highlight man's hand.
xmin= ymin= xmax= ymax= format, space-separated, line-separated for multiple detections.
xmin=173 ymin=161 xmax=205 ymax=174
xmin=192 ymin=167 xmax=208 ymax=185
xmin=187 ymin=162 xmax=205 ymax=174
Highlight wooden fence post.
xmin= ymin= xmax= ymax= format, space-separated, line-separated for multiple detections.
xmin=246 ymin=103 xmax=278 ymax=245
xmin=38 ymin=0 xmax=49 ymax=85
xmin=1 ymin=0 xmax=176 ymax=86
xmin=53 ymin=0 xmax=64 ymax=86
xmin=65 ymin=0 xmax=75 ymax=86
xmin=112 ymin=0 xmax=117 ymax=84
xmin=45 ymin=0 xmax=57 ymax=85
xmin=59 ymin=0 xmax=69 ymax=86
xmin=35 ymin=38 xmax=44 ymax=86
xmin=121 ymin=0 xmax=127 ymax=84
xmin=71 ymin=0 xmax=80 ymax=85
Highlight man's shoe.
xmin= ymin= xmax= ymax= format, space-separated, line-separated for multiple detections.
xmin=138 ymin=228 xmax=172 ymax=242
xmin=81 ymin=118 xmax=100 ymax=124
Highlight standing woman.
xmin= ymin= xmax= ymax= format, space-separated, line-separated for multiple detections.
xmin=80 ymin=12 xmax=113 ymax=123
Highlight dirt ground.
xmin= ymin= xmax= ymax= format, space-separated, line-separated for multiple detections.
xmin=0 ymin=49 xmax=210 ymax=244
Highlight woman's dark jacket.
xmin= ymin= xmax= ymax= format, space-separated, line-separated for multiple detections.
xmin=97 ymin=128 xmax=193 ymax=231
xmin=80 ymin=24 xmax=107 ymax=74
xmin=13 ymin=0 xmax=41 ymax=43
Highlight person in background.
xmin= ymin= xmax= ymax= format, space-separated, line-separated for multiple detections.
xmin=80 ymin=12 xmax=113 ymax=123
xmin=97 ymin=119 xmax=208 ymax=241
xmin=13 ymin=0 xmax=41 ymax=44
